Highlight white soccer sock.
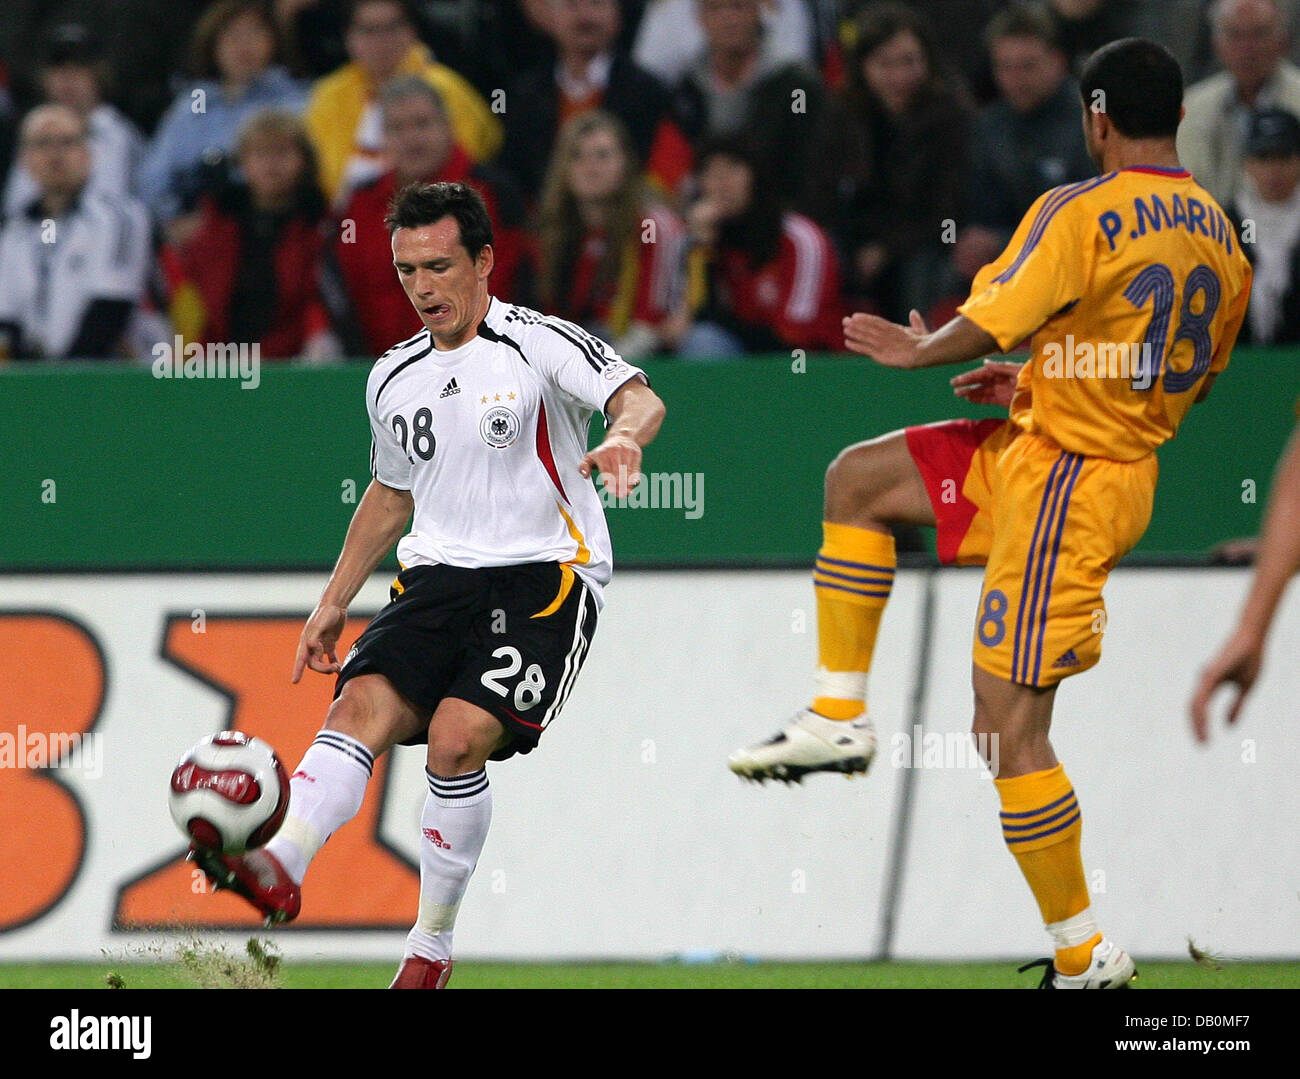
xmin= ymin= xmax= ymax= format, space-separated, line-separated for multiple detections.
xmin=264 ymin=730 xmax=374 ymax=884
xmin=1046 ymin=907 xmax=1100 ymax=951
xmin=404 ymin=768 xmax=492 ymax=962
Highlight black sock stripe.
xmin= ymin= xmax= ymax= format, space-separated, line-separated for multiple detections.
xmin=426 ymin=768 xmax=487 ymax=787
xmin=426 ymin=768 xmax=489 ymax=797
xmin=314 ymin=731 xmax=375 ymax=765
xmin=313 ymin=732 xmax=374 ymax=775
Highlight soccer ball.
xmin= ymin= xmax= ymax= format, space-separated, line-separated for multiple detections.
xmin=168 ymin=731 xmax=289 ymax=854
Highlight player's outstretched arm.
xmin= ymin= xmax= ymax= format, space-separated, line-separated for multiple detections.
xmin=292 ymin=479 xmax=414 ymax=683
xmin=579 ymin=379 xmax=667 ymax=499
xmin=843 ymin=310 xmax=999 ymax=370
xmin=1191 ymin=423 xmax=1300 ymax=740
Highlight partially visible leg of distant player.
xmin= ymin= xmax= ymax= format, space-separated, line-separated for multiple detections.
xmin=728 ymin=432 xmax=937 ymax=780
xmin=400 ymin=698 xmax=505 ymax=971
xmin=814 ymin=430 xmax=936 ymax=720
xmin=729 ymin=430 xmax=939 ymax=781
xmin=265 ymin=674 xmax=427 ymax=884
xmin=971 ymin=667 xmax=1103 ymax=976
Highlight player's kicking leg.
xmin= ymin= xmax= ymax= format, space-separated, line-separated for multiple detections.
xmin=388 ymin=697 xmax=505 ymax=989
xmin=190 ymin=672 xmax=426 ymax=925
xmin=728 ymin=429 xmax=935 ymax=782
xmin=972 ymin=666 xmax=1135 ymax=989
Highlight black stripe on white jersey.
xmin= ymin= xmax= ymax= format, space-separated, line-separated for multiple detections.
xmin=538 ymin=317 xmax=614 ymax=373
xmin=375 ymin=327 xmax=429 ymax=364
xmin=475 ymin=317 xmax=530 ymax=364
xmin=501 ymin=304 xmax=615 ymax=371
xmin=373 ymin=332 xmax=434 ymax=409
xmin=502 ymin=306 xmax=544 ymax=327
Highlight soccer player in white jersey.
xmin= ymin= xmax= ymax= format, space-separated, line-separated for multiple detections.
xmin=191 ymin=181 xmax=666 ymax=988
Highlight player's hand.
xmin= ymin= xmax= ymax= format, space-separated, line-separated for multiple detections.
xmin=579 ymin=434 xmax=643 ymax=499
xmin=951 ymin=359 xmax=1023 ymax=408
xmin=843 ymin=309 xmax=928 ymax=368
xmin=292 ymin=602 xmax=348 ymax=683
xmin=1189 ymin=627 xmax=1264 ymax=743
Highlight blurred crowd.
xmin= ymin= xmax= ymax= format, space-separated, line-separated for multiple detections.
xmin=3 ymin=0 xmax=1300 ymax=364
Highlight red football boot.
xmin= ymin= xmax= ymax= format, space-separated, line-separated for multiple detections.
xmin=389 ymin=957 xmax=454 ymax=988
xmin=188 ymin=846 xmax=301 ymax=925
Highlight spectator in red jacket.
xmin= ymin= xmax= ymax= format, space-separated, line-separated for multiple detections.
xmin=167 ymin=108 xmax=338 ymax=362
xmin=671 ymin=136 xmax=844 ymax=358
xmin=329 ymin=75 xmax=527 ymax=357
xmin=535 ymin=110 xmax=687 ymax=360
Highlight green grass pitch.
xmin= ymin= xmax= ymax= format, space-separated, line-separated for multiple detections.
xmin=4 ymin=957 xmax=1299 ymax=989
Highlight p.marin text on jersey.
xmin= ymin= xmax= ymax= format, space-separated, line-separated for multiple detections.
xmin=1097 ymin=193 xmax=1235 ymax=254
xmin=598 ymin=470 xmax=704 ymax=519
xmin=151 ymin=336 xmax=260 ymax=390
xmin=50 ymin=1010 xmax=151 ymax=1059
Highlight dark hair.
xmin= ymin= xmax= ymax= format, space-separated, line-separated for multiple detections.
xmin=40 ymin=22 xmax=113 ymax=97
xmin=1080 ymin=37 xmax=1183 ymax=139
xmin=849 ymin=3 xmax=936 ymax=74
xmin=844 ymin=2 xmax=965 ymax=117
xmin=347 ymin=0 xmax=418 ymax=30
xmin=694 ymin=134 xmax=784 ymax=266
xmin=384 ymin=181 xmax=494 ymax=257
xmin=190 ymin=0 xmax=284 ymax=81
xmin=984 ymin=1 xmax=1061 ymax=51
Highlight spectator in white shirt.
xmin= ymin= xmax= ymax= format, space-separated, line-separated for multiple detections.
xmin=633 ymin=0 xmax=817 ymax=88
xmin=1227 ymin=107 xmax=1300 ymax=343
xmin=0 ymin=105 xmax=150 ymax=361
xmin=1179 ymin=0 xmax=1300 ymax=205
xmin=3 ymin=23 xmax=143 ymax=218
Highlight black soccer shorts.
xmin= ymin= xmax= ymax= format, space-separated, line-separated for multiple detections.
xmin=334 ymin=561 xmax=598 ymax=760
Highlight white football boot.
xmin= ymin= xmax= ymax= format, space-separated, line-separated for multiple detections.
xmin=728 ymin=709 xmax=877 ymax=783
xmin=1020 ymin=938 xmax=1137 ymax=989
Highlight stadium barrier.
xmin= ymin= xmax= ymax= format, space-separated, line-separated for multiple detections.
xmin=0 ymin=350 xmax=1294 ymax=569
xmin=0 ymin=567 xmax=1295 ymax=962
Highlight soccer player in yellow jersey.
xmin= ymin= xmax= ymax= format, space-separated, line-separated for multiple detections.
xmin=730 ymin=38 xmax=1253 ymax=987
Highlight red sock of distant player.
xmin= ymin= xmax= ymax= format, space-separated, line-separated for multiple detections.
xmin=404 ymin=768 xmax=493 ymax=963
xmin=263 ymin=730 xmax=374 ymax=884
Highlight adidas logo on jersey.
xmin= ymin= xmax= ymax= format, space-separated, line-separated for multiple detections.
xmin=439 ymin=377 xmax=460 ymax=398
xmin=1052 ymin=649 xmax=1081 ymax=669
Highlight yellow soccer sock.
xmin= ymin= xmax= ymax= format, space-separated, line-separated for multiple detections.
xmin=995 ymin=763 xmax=1101 ymax=976
xmin=812 ymin=523 xmax=896 ymax=720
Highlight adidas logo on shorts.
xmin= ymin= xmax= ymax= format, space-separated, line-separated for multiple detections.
xmin=1051 ymin=649 xmax=1081 ymax=669
xmin=439 ymin=377 xmax=460 ymax=398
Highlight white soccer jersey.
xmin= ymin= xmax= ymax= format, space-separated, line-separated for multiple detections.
xmin=366 ymin=297 xmax=647 ymax=607
xmin=0 ymin=187 xmax=149 ymax=358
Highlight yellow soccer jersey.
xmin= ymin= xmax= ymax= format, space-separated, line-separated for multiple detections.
xmin=958 ymin=166 xmax=1252 ymax=461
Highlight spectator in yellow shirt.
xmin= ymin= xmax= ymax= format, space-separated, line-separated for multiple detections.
xmin=304 ymin=0 xmax=502 ymax=206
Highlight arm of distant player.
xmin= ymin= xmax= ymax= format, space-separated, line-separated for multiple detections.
xmin=1190 ymin=423 xmax=1300 ymax=741
xmin=292 ymin=479 xmax=414 ymax=682
xmin=579 ymin=379 xmax=667 ymax=498
xmin=843 ymin=309 xmax=1000 ymax=370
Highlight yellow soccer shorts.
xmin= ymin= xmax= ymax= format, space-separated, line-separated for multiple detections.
xmin=904 ymin=418 xmax=1157 ymax=687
